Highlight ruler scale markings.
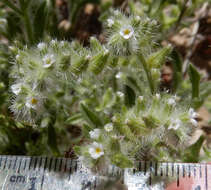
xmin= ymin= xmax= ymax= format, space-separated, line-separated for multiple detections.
xmin=23 ymin=158 xmax=27 ymax=170
xmin=149 ymin=161 xmax=152 ymax=186
xmin=166 ymin=162 xmax=169 ymax=177
xmin=49 ymin=157 xmax=53 ymax=172
xmin=43 ymin=157 xmax=48 ymax=171
xmin=12 ymin=156 xmax=17 ymax=170
xmin=54 ymin=157 xmax=58 ymax=172
xmin=68 ymin=159 xmax=73 ymax=181
xmin=144 ymin=161 xmax=147 ymax=175
xmin=200 ymin=164 xmax=202 ymax=178
xmin=75 ymin=160 xmax=78 ymax=172
xmin=3 ymin=157 xmax=8 ymax=170
xmin=121 ymin=170 xmax=124 ymax=184
xmin=138 ymin=161 xmax=142 ymax=171
xmin=64 ymin=158 xmax=68 ymax=172
xmin=188 ymin=164 xmax=191 ymax=177
xmin=38 ymin=157 xmax=43 ymax=171
xmin=160 ymin=162 xmax=163 ymax=177
xmin=0 ymin=156 xmax=209 ymax=189
xmin=28 ymin=157 xmax=33 ymax=170
xmin=155 ymin=162 xmax=158 ymax=176
xmin=59 ymin=158 xmax=63 ymax=172
xmin=8 ymin=158 xmax=12 ymax=169
xmin=182 ymin=164 xmax=185 ymax=177
xmin=171 ymin=163 xmax=174 ymax=177
xmin=194 ymin=164 xmax=196 ymax=177
xmin=17 ymin=157 xmax=22 ymax=173
xmin=34 ymin=157 xmax=38 ymax=170
xmin=177 ymin=164 xmax=180 ymax=187
xmin=205 ymin=164 xmax=208 ymax=190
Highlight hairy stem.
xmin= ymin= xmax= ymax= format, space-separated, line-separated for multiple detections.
xmin=138 ymin=53 xmax=155 ymax=94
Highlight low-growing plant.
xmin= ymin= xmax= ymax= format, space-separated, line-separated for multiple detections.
xmin=8 ymin=9 xmax=211 ymax=172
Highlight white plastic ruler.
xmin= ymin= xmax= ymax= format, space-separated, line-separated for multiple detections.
xmin=0 ymin=155 xmax=210 ymax=190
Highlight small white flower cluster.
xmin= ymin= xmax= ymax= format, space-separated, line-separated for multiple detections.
xmin=42 ymin=54 xmax=56 ymax=68
xmin=188 ymin=108 xmax=198 ymax=126
xmin=89 ymin=142 xmax=104 ymax=159
xmin=10 ymin=40 xmax=72 ymax=123
xmin=87 ymin=123 xmax=114 ymax=159
xmin=168 ymin=119 xmax=181 ymax=130
xmin=105 ymin=10 xmax=155 ymax=56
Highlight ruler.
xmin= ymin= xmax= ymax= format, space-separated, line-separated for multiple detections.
xmin=0 ymin=155 xmax=210 ymax=190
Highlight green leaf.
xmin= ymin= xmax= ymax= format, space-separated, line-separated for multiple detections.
xmin=96 ymin=88 xmax=114 ymax=111
xmin=200 ymin=81 xmax=211 ymax=100
xmin=124 ymin=85 xmax=136 ymax=107
xmin=108 ymin=138 xmax=121 ymax=153
xmin=33 ymin=1 xmax=47 ymax=41
xmin=126 ymin=76 xmax=142 ymax=93
xmin=80 ymin=103 xmax=102 ymax=127
xmin=183 ymin=135 xmax=205 ymax=162
xmin=73 ymin=146 xmax=81 ymax=155
xmin=47 ymin=124 xmax=60 ymax=156
xmin=66 ymin=113 xmax=82 ymax=125
xmin=149 ymin=0 xmax=162 ymax=16
xmin=203 ymin=147 xmax=211 ymax=159
xmin=82 ymin=124 xmax=93 ymax=138
xmin=188 ymin=64 xmax=200 ymax=99
xmin=111 ymin=153 xmax=133 ymax=168
xmin=147 ymin=46 xmax=172 ymax=68
xmin=171 ymin=50 xmax=183 ymax=91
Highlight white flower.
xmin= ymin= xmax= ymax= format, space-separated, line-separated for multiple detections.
xmin=135 ymin=16 xmax=141 ymax=21
xmin=155 ymin=93 xmax=160 ymax=99
xmin=60 ymin=41 xmax=65 ymax=46
xmin=114 ymin=10 xmax=120 ymax=15
xmin=104 ymin=123 xmax=113 ymax=132
xmin=89 ymin=142 xmax=104 ymax=159
xmin=168 ymin=119 xmax=181 ymax=130
xmin=37 ymin=42 xmax=46 ymax=50
xmin=11 ymin=83 xmax=22 ymax=95
xmin=42 ymin=54 xmax=55 ymax=68
xmin=138 ymin=96 xmax=144 ymax=101
xmin=89 ymin=129 xmax=101 ymax=139
xmin=26 ymin=97 xmax=38 ymax=109
xmin=16 ymin=54 xmax=20 ymax=61
xmin=86 ymin=54 xmax=92 ymax=60
xmin=120 ymin=25 xmax=134 ymax=39
xmin=167 ymin=98 xmax=176 ymax=106
xmin=115 ymin=72 xmax=123 ymax=79
xmin=117 ymin=91 xmax=124 ymax=98
xmin=112 ymin=116 xmax=117 ymax=122
xmin=50 ymin=39 xmax=56 ymax=45
xmin=104 ymin=48 xmax=109 ymax=55
xmin=107 ymin=18 xmax=114 ymax=27
xmin=188 ymin=108 xmax=198 ymax=126
xmin=151 ymin=20 xmax=157 ymax=25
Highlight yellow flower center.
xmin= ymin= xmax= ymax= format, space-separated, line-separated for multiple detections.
xmin=46 ymin=58 xmax=51 ymax=64
xmin=124 ymin=29 xmax=130 ymax=35
xmin=31 ymin=98 xmax=38 ymax=105
xmin=95 ymin=147 xmax=102 ymax=154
